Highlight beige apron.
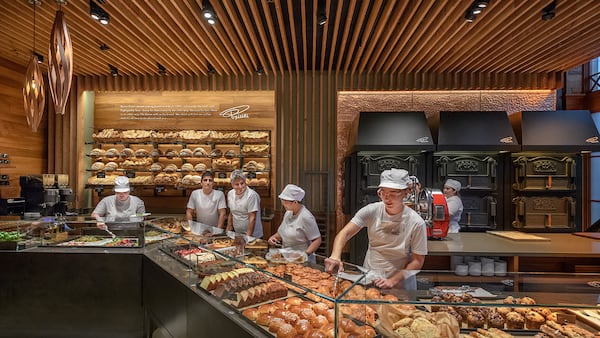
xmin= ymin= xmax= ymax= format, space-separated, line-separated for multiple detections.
xmin=364 ymin=208 xmax=417 ymax=290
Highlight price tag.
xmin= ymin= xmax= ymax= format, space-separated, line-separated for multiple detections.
xmin=155 ymin=186 xmax=165 ymax=193
xmin=247 ymin=172 xmax=257 ymax=179
xmin=283 ymin=273 xmax=293 ymax=282
xmin=218 ymin=172 xmax=227 ymax=179
xmin=94 ymin=186 xmax=104 ymax=193
xmin=96 ymin=172 xmax=106 ymax=178
xmin=125 ymin=170 xmax=136 ymax=178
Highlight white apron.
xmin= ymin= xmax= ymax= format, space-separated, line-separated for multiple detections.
xmin=364 ymin=208 xmax=417 ymax=290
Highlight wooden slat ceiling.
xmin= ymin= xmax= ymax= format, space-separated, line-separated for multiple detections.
xmin=1 ymin=0 xmax=599 ymax=78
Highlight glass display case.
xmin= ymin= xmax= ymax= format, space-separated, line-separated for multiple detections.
xmin=31 ymin=215 xmax=147 ymax=248
xmin=145 ymin=220 xmax=600 ymax=337
xmin=0 ymin=219 xmax=38 ymax=251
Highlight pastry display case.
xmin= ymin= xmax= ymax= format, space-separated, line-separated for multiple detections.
xmin=31 ymin=215 xmax=148 ymax=248
xmin=145 ymin=221 xmax=600 ymax=338
xmin=0 ymin=219 xmax=38 ymax=251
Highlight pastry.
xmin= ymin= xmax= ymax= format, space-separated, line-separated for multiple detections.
xmin=120 ymin=148 xmax=134 ymax=158
xmin=276 ymin=323 xmax=297 ymax=338
xmin=224 ymin=149 xmax=237 ymax=158
xmin=467 ymin=310 xmax=485 ymax=328
xmin=210 ymin=149 xmax=222 ymax=157
xmin=181 ymin=163 xmax=194 ymax=173
xmin=487 ymin=310 xmax=505 ymax=329
xmin=192 ymin=147 xmax=208 ymax=157
xmin=179 ymin=148 xmax=193 ymax=158
xmin=496 ymin=307 xmax=511 ymax=318
xmin=164 ymin=149 xmax=178 ymax=159
xmin=150 ymin=162 xmax=164 ymax=173
xmin=394 ymin=327 xmax=416 ymax=338
xmin=90 ymin=161 xmax=105 ymax=171
xmin=505 ymin=311 xmax=525 ymax=329
xmin=409 ymin=317 xmax=440 ymax=337
xmin=194 ymin=163 xmax=207 ymax=172
xmin=105 ymin=148 xmax=119 ymax=159
xmin=134 ymin=148 xmax=150 ymax=158
xmin=164 ymin=164 xmax=178 ymax=173
xmin=242 ymin=308 xmax=259 ymax=321
xmin=150 ymin=148 xmax=163 ymax=159
xmin=519 ymin=296 xmax=536 ymax=305
xmin=525 ymin=310 xmax=545 ymax=329
xmin=104 ymin=162 xmax=118 ymax=171
xmin=90 ymin=148 xmax=105 ymax=157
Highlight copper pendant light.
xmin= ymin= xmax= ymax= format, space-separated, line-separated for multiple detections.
xmin=48 ymin=0 xmax=73 ymax=115
xmin=23 ymin=0 xmax=45 ymax=133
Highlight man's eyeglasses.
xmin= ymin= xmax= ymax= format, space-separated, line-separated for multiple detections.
xmin=377 ymin=189 xmax=404 ymax=198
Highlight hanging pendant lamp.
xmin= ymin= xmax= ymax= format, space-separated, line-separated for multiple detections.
xmin=48 ymin=0 xmax=73 ymax=115
xmin=23 ymin=0 xmax=45 ymax=133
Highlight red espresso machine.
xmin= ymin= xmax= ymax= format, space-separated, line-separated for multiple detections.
xmin=405 ymin=186 xmax=449 ymax=239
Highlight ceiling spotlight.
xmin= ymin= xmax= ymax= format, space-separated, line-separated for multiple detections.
xmin=541 ymin=1 xmax=556 ymax=21
xmin=33 ymin=52 xmax=44 ymax=64
xmin=317 ymin=0 xmax=327 ymax=26
xmin=109 ymin=64 xmax=118 ymax=77
xmin=207 ymin=62 xmax=216 ymax=75
xmin=256 ymin=65 xmax=264 ymax=76
xmin=99 ymin=43 xmax=110 ymax=51
xmin=89 ymin=0 xmax=101 ymax=20
xmin=317 ymin=13 xmax=327 ymax=26
xmin=157 ymin=62 xmax=167 ymax=76
xmin=90 ymin=0 xmax=110 ymax=25
xmin=475 ymin=0 xmax=489 ymax=8
xmin=202 ymin=0 xmax=217 ymax=24
xmin=464 ymin=10 xmax=476 ymax=22
xmin=99 ymin=13 xmax=110 ymax=25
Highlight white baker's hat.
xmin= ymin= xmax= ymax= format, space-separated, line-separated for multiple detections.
xmin=444 ymin=178 xmax=461 ymax=192
xmin=378 ymin=169 xmax=410 ymax=190
xmin=278 ymin=184 xmax=305 ymax=201
xmin=114 ymin=176 xmax=130 ymax=192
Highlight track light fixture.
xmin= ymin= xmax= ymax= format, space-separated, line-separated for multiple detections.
xmin=109 ymin=64 xmax=118 ymax=77
xmin=202 ymin=0 xmax=217 ymax=25
xmin=207 ymin=62 xmax=216 ymax=75
xmin=317 ymin=0 xmax=327 ymax=26
xmin=541 ymin=1 xmax=556 ymax=21
xmin=256 ymin=64 xmax=264 ymax=76
xmin=33 ymin=52 xmax=44 ymax=63
xmin=464 ymin=0 xmax=489 ymax=23
xmin=90 ymin=0 xmax=110 ymax=25
xmin=157 ymin=62 xmax=167 ymax=76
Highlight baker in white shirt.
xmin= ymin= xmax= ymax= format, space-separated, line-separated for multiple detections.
xmin=185 ymin=171 xmax=227 ymax=233
xmin=443 ymin=178 xmax=464 ymax=233
xmin=268 ymin=184 xmax=322 ymax=261
xmin=226 ymin=170 xmax=263 ymax=238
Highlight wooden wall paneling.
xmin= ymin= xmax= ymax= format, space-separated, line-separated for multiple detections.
xmin=0 ymin=59 xmax=47 ymax=198
xmin=589 ymin=91 xmax=600 ymax=112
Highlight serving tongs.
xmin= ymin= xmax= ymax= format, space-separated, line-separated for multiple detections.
xmin=332 ymin=270 xmax=342 ymax=297
xmin=103 ymin=227 xmax=117 ymax=239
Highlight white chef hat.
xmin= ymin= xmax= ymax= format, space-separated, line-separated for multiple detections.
xmin=278 ymin=184 xmax=305 ymax=201
xmin=114 ymin=176 xmax=130 ymax=192
xmin=444 ymin=178 xmax=461 ymax=192
xmin=378 ymin=168 xmax=410 ymax=190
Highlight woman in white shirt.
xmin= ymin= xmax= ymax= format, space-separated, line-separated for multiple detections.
xmin=226 ymin=170 xmax=263 ymax=238
xmin=268 ymin=184 xmax=321 ymax=260
xmin=443 ymin=178 xmax=463 ymax=233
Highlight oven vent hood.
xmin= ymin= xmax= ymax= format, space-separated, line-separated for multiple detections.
xmin=511 ymin=110 xmax=600 ymax=152
xmin=437 ymin=111 xmax=520 ymax=152
xmin=350 ymin=112 xmax=435 ymax=152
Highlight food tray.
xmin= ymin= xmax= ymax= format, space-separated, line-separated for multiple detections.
xmin=56 ymin=236 xmax=140 ymax=247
